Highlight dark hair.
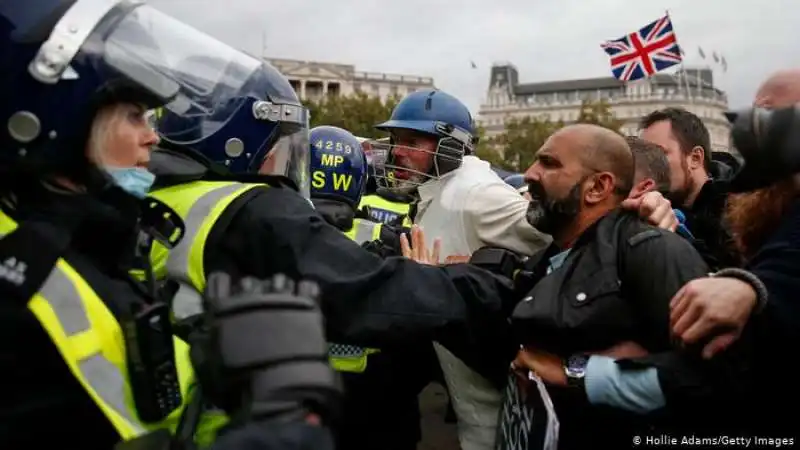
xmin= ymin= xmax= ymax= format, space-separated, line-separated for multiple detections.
xmin=639 ymin=107 xmax=711 ymax=170
xmin=626 ymin=136 xmax=671 ymax=194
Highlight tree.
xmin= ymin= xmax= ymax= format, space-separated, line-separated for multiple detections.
xmin=485 ymin=116 xmax=562 ymax=172
xmin=473 ymin=126 xmax=506 ymax=168
xmin=305 ymin=92 xmax=400 ymax=138
xmin=576 ymin=99 xmax=624 ymax=132
xmin=477 ymin=99 xmax=624 ymax=172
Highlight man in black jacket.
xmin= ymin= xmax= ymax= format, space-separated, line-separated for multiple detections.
xmin=640 ymin=107 xmax=740 ymax=269
xmin=497 ymin=124 xmax=751 ymax=450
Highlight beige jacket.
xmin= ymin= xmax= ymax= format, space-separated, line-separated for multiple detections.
xmin=415 ymin=156 xmax=550 ymax=450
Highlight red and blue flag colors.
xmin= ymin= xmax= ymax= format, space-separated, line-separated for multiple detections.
xmin=601 ymin=14 xmax=683 ymax=82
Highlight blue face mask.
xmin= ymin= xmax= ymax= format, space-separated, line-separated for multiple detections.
xmin=104 ymin=167 xmax=156 ymax=199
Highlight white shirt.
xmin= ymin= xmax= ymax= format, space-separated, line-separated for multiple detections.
xmin=415 ymin=155 xmax=550 ymax=450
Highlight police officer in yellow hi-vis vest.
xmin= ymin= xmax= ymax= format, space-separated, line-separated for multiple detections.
xmin=0 ymin=0 xmax=201 ymax=446
xmin=147 ymin=43 xmax=525 ymax=450
xmin=0 ymin=1 xmax=338 ymax=449
xmin=308 ymin=126 xmax=436 ymax=450
xmin=358 ymin=191 xmax=413 ymax=228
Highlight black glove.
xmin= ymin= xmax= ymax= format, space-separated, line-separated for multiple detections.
xmin=191 ymin=273 xmax=341 ymax=427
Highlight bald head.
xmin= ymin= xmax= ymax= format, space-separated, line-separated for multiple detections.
xmin=559 ymin=124 xmax=635 ymax=195
xmin=755 ymin=69 xmax=800 ymax=108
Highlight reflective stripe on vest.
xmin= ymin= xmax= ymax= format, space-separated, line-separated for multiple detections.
xmin=344 ymin=218 xmax=382 ymax=244
xmin=358 ymin=194 xmax=412 ymax=227
xmin=0 ymin=211 xmax=195 ymax=440
xmin=148 ymin=181 xmax=263 ymax=318
xmin=328 ymin=218 xmax=382 ymax=373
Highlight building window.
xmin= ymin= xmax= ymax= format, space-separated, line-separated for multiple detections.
xmin=353 ymin=82 xmax=362 ymax=93
xmin=371 ymin=84 xmax=380 ymax=94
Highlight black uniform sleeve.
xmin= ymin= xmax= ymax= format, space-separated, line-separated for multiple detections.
xmin=617 ymin=227 xmax=753 ymax=412
xmin=359 ymin=226 xmax=406 ymax=258
xmin=209 ymin=421 xmax=334 ymax=450
xmin=747 ymin=202 xmax=800 ymax=344
xmin=205 ymin=187 xmax=518 ymax=355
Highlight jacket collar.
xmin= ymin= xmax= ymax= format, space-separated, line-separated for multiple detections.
xmin=8 ymin=180 xmax=142 ymax=273
xmin=415 ymin=156 xmax=490 ymax=219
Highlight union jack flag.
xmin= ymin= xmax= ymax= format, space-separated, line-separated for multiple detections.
xmin=601 ymin=15 xmax=683 ymax=82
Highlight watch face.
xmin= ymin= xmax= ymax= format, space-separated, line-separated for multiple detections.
xmin=566 ymin=354 xmax=589 ymax=377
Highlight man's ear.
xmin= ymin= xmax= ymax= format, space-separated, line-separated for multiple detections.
xmin=689 ymin=145 xmax=706 ymax=171
xmin=629 ymin=178 xmax=656 ymax=199
xmin=584 ymin=172 xmax=616 ymax=205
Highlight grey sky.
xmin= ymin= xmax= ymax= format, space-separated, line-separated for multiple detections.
xmin=152 ymin=0 xmax=798 ymax=113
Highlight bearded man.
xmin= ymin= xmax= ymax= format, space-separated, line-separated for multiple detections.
xmin=497 ymin=124 xmax=751 ymax=450
xmin=639 ymin=107 xmax=740 ymax=268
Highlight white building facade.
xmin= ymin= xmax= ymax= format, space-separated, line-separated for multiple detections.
xmin=477 ymin=63 xmax=731 ymax=152
xmin=265 ymin=58 xmax=435 ymax=103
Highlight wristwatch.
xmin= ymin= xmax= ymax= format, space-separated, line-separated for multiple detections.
xmin=564 ymin=354 xmax=590 ymax=388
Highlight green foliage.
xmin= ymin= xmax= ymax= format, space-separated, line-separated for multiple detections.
xmin=305 ymin=92 xmax=401 ymax=138
xmin=575 ymin=98 xmax=624 ymax=132
xmin=473 ymin=126 xmax=505 ymax=168
xmin=483 ymin=99 xmax=623 ymax=172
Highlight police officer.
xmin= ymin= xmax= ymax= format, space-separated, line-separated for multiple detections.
xmin=309 ymin=125 xmax=434 ymax=450
xmin=146 ymin=51 xmax=520 ymax=435
xmin=310 ymin=126 xmax=385 ymax=246
xmin=0 ymin=1 xmax=336 ymax=448
xmin=1 ymin=0 xmax=203 ymax=446
xmin=358 ymin=190 xmax=414 ymax=227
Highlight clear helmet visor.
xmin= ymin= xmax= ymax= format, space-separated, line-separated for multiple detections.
xmin=26 ymin=1 xmax=310 ymax=194
xmin=85 ymin=3 xmax=310 ymax=196
xmin=260 ymin=126 xmax=311 ymax=199
xmin=98 ymin=4 xmax=269 ymax=134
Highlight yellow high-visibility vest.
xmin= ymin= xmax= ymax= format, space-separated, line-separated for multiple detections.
xmin=0 ymin=210 xmax=215 ymax=444
xmin=328 ymin=218 xmax=383 ymax=373
xmin=147 ymin=181 xmax=264 ymax=319
xmin=150 ymin=181 xmax=381 ymax=374
xmin=358 ymin=194 xmax=412 ymax=227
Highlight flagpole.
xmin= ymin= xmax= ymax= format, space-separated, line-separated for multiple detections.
xmin=665 ymin=9 xmax=694 ymax=105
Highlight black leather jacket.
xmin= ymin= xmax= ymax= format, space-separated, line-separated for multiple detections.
xmin=510 ymin=209 xmax=753 ymax=447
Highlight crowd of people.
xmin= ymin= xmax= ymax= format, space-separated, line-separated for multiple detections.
xmin=1 ymin=1 xmax=799 ymax=450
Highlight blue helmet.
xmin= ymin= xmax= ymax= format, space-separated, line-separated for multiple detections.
xmin=503 ymin=173 xmax=528 ymax=194
xmin=309 ymin=126 xmax=367 ymax=208
xmin=154 ymin=55 xmax=310 ymax=197
xmin=1 ymin=1 xmax=309 ymax=193
xmin=372 ymin=89 xmax=476 ymax=193
xmin=0 ymin=0 xmax=181 ymax=180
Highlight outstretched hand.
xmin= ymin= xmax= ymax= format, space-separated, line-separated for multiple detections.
xmin=400 ymin=225 xmax=442 ymax=265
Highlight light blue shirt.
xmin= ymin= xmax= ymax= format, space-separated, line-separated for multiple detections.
xmin=585 ymin=355 xmax=665 ymax=414
xmin=546 ymin=249 xmax=571 ymax=274
xmin=547 ymin=247 xmax=665 ymax=414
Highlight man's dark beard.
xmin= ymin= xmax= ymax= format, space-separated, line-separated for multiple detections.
xmin=525 ymin=180 xmax=582 ymax=236
xmin=666 ymin=159 xmax=694 ymax=207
